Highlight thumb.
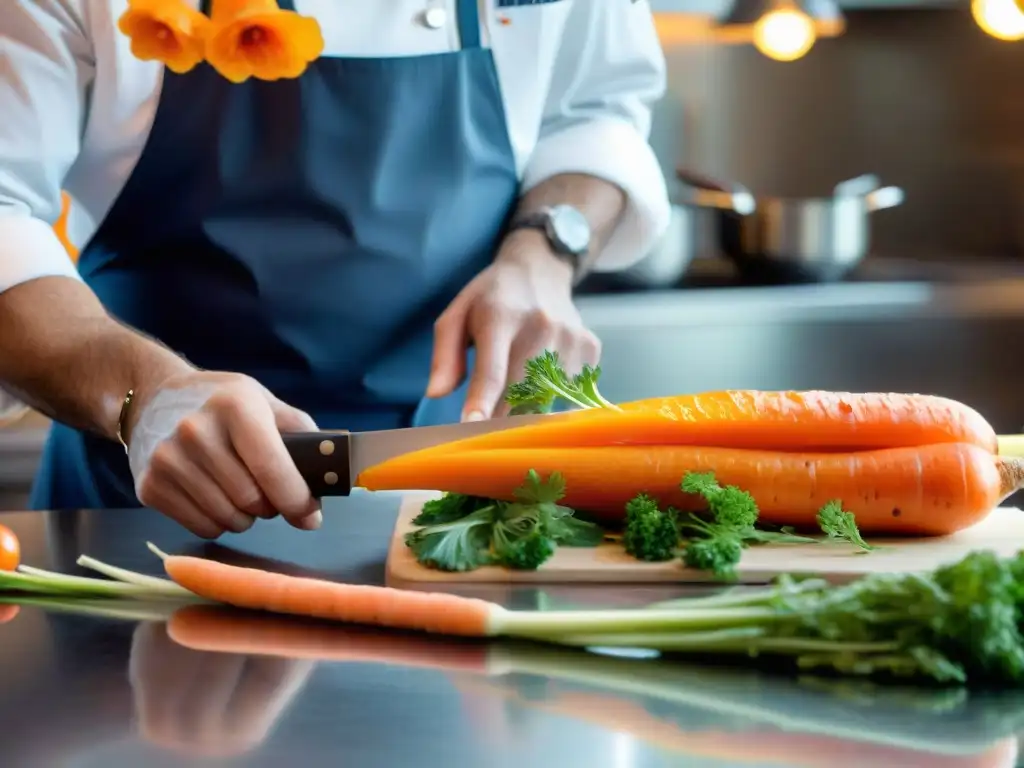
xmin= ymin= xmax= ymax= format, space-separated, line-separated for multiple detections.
xmin=268 ymin=398 xmax=318 ymax=432
xmin=426 ymin=302 xmax=470 ymax=399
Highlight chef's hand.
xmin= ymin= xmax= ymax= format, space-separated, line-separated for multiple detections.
xmin=129 ymin=621 xmax=315 ymax=758
xmin=427 ymin=231 xmax=601 ymax=420
xmin=126 ymin=370 xmax=321 ymax=539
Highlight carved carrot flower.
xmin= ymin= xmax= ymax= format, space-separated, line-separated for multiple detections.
xmin=117 ymin=0 xmax=210 ymax=75
xmin=204 ymin=0 xmax=324 ymax=84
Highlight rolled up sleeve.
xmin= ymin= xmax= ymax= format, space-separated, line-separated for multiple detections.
xmin=0 ymin=0 xmax=92 ymax=295
xmin=520 ymin=0 xmax=671 ymax=273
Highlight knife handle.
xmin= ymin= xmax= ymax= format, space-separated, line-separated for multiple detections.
xmin=280 ymin=431 xmax=352 ymax=498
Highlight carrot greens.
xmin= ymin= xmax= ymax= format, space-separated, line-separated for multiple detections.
xmin=405 ymin=470 xmax=604 ymax=572
xmin=7 ymin=543 xmax=1024 ymax=685
xmin=622 ymin=494 xmax=680 ymax=562
xmin=505 ymin=350 xmax=620 ymax=414
xmin=817 ymin=499 xmax=877 ymax=553
xmin=617 ymin=472 xmax=823 ymax=580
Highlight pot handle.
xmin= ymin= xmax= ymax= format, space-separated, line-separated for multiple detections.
xmin=833 ymin=174 xmax=880 ymax=197
xmin=865 ymin=186 xmax=905 ymax=211
xmin=681 ymin=188 xmax=755 ymax=215
xmin=675 ymin=168 xmax=757 ymax=214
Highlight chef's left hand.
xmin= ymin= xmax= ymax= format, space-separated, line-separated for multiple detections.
xmin=427 ymin=231 xmax=601 ymax=421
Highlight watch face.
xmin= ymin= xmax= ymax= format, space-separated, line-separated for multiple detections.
xmin=548 ymin=205 xmax=591 ymax=256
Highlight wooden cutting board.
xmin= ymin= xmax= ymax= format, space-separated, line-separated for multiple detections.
xmin=385 ymin=492 xmax=1024 ymax=586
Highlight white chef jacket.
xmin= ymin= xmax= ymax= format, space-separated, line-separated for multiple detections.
xmin=0 ymin=0 xmax=670 ymax=295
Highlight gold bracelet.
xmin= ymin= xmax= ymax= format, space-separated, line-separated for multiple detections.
xmin=116 ymin=388 xmax=135 ymax=452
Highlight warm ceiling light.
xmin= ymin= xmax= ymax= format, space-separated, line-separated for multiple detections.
xmin=972 ymin=0 xmax=1024 ymax=40
xmin=753 ymin=6 xmax=817 ymax=60
xmin=718 ymin=0 xmax=844 ymax=60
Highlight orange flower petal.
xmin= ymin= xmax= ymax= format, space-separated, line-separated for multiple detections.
xmin=205 ymin=0 xmax=324 ymax=83
xmin=117 ymin=0 xmax=209 ymax=74
xmin=210 ymin=0 xmax=283 ymax=23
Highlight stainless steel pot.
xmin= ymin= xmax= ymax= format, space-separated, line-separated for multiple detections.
xmin=677 ymin=170 xmax=905 ymax=283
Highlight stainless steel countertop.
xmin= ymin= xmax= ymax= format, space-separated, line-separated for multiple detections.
xmin=1 ymin=498 xmax=1022 ymax=767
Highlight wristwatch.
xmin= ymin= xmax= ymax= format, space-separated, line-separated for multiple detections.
xmin=507 ymin=205 xmax=592 ymax=279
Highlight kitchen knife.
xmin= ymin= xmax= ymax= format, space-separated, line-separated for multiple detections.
xmin=281 ymin=413 xmax=552 ymax=498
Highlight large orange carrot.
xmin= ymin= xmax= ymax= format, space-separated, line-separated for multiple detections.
xmin=429 ymin=391 xmax=999 ymax=454
xmin=167 ymin=604 xmax=503 ymax=673
xmin=154 ymin=549 xmax=500 ymax=636
xmin=358 ymin=442 xmax=1024 ymax=535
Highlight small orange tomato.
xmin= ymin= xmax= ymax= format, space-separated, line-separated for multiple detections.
xmin=0 ymin=524 xmax=20 ymax=571
xmin=0 ymin=605 xmax=19 ymax=624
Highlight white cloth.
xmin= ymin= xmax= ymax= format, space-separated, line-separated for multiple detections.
xmin=0 ymin=0 xmax=670 ymax=293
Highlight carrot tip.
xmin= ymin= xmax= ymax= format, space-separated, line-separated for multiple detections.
xmin=146 ymin=542 xmax=170 ymax=561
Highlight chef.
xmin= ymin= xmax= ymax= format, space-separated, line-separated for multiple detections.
xmin=0 ymin=0 xmax=670 ymax=537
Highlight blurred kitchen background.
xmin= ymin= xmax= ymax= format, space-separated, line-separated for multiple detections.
xmin=2 ymin=0 xmax=1023 ymax=508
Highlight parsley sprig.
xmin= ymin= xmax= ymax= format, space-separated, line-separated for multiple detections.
xmin=505 ymin=350 xmax=620 ymax=415
xmin=405 ymin=470 xmax=603 ymax=572
xmin=621 ymin=472 xmax=873 ymax=580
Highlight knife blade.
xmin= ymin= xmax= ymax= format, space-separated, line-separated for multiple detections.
xmin=280 ymin=413 xmax=553 ymax=498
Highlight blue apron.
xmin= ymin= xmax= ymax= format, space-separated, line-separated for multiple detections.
xmin=30 ymin=0 xmax=519 ymax=510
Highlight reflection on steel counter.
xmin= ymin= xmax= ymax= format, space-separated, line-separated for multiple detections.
xmin=129 ymin=620 xmax=315 ymax=758
xmin=139 ymin=605 xmax=1024 ymax=767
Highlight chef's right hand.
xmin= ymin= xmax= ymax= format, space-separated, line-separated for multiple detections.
xmin=125 ymin=370 xmax=321 ymax=538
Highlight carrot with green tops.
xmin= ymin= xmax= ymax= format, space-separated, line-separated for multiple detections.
xmin=438 ymin=391 xmax=1001 ymax=455
xmin=358 ymin=442 xmax=1024 ymax=535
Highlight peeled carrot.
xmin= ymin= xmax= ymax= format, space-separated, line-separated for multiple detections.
xmin=155 ymin=550 xmax=500 ymax=637
xmin=425 ymin=391 xmax=999 ymax=454
xmin=358 ymin=442 xmax=1024 ymax=535
xmin=167 ymin=604 xmax=503 ymax=673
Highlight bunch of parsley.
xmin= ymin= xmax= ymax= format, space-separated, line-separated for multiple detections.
xmin=621 ymin=473 xmax=875 ymax=580
xmin=404 ymin=470 xmax=604 ymax=572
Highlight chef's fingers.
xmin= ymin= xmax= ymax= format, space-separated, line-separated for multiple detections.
xmin=462 ymin=313 xmax=516 ymax=421
xmin=494 ymin=330 xmax=557 ymax=418
xmin=426 ymin=299 xmax=470 ymax=399
xmin=211 ymin=384 xmax=320 ymax=530
xmin=267 ymin=395 xmax=318 ymax=432
xmin=175 ymin=414 xmax=277 ymax=520
xmin=137 ymin=462 xmax=227 ymax=540
xmin=179 ymin=467 xmax=258 ymax=535
xmin=553 ymin=325 xmax=602 ymax=383
xmin=266 ymin=397 xmax=322 ymax=523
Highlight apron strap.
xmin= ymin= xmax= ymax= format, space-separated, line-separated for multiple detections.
xmin=456 ymin=0 xmax=482 ymax=50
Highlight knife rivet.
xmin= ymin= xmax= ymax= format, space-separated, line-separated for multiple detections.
xmin=324 ymin=471 xmax=339 ymax=486
xmin=319 ymin=440 xmax=335 ymax=456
